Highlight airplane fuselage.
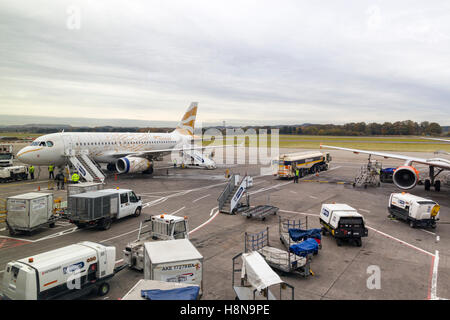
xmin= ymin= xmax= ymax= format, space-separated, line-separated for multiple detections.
xmin=17 ymin=131 xmax=188 ymax=166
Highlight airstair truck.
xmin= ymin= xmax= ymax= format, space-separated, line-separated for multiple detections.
xmin=0 ymin=241 xmax=121 ymax=300
xmin=388 ymin=193 xmax=440 ymax=228
xmin=124 ymin=214 xmax=189 ymax=271
xmin=319 ymin=204 xmax=368 ymax=247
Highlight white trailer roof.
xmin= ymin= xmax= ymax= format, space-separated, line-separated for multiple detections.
xmin=241 ymin=251 xmax=283 ymax=292
xmin=8 ymin=192 xmax=52 ymax=200
xmin=323 ymin=203 xmax=357 ymax=212
xmin=100 ymin=188 xmax=133 ymax=194
xmin=16 ymin=242 xmax=101 ymax=271
xmin=144 ymin=239 xmax=203 ymax=264
xmin=279 ymin=151 xmax=324 ymax=161
xmin=391 ymin=193 xmax=436 ymax=203
xmin=152 ymin=214 xmax=185 ymax=223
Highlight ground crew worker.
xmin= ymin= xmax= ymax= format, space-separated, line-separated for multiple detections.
xmin=48 ymin=165 xmax=54 ymax=179
xmin=55 ymin=171 xmax=65 ymax=190
xmin=71 ymin=173 xmax=80 ymax=183
xmin=294 ymin=168 xmax=299 ymax=183
xmin=29 ymin=165 xmax=35 ymax=180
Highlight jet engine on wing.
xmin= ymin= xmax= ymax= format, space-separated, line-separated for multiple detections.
xmin=392 ymin=166 xmax=419 ymax=190
xmin=116 ymin=156 xmax=152 ymax=174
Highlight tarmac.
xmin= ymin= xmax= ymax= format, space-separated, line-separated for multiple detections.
xmin=0 ymin=147 xmax=449 ymax=300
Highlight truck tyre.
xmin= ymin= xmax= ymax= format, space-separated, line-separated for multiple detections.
xmin=336 ymin=239 xmax=342 ymax=246
xmin=75 ymin=223 xmax=86 ymax=229
xmin=100 ymin=218 xmax=112 ymax=231
xmin=134 ymin=207 xmax=142 ymax=217
xmin=321 ymin=228 xmax=327 ymax=236
xmin=434 ymin=180 xmax=441 ymax=192
xmin=8 ymin=227 xmax=16 ymax=236
xmin=424 ymin=179 xmax=431 ymax=191
xmin=355 ymin=238 xmax=362 ymax=247
xmin=409 ymin=221 xmax=415 ymax=228
xmin=49 ymin=222 xmax=55 ymax=228
xmin=97 ymin=282 xmax=110 ymax=296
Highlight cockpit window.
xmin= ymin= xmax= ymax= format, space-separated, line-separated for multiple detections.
xmin=46 ymin=141 xmax=54 ymax=147
xmin=39 ymin=141 xmax=46 ymax=147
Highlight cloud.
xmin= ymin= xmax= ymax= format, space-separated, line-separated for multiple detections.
xmin=0 ymin=0 xmax=449 ymax=125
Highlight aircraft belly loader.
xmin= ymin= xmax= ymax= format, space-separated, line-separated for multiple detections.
xmin=124 ymin=214 xmax=189 ymax=271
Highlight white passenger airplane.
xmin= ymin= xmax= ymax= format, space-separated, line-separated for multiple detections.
xmin=16 ymin=102 xmax=219 ymax=182
xmin=321 ymin=138 xmax=450 ymax=192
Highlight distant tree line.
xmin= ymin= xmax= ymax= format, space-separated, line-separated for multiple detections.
xmin=276 ymin=120 xmax=443 ymax=136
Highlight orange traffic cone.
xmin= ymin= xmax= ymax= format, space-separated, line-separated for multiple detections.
xmin=114 ymin=173 xmax=118 ymax=181
xmin=37 ymin=186 xmax=40 ymax=191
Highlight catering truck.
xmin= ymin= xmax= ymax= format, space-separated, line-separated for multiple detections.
xmin=388 ymin=193 xmax=440 ymax=228
xmin=0 ymin=144 xmax=13 ymax=167
xmin=0 ymin=241 xmax=124 ymax=300
xmin=319 ymin=204 xmax=368 ymax=247
xmin=124 ymin=214 xmax=190 ymax=271
xmin=144 ymin=239 xmax=204 ymax=296
xmin=274 ymin=151 xmax=331 ymax=179
xmin=67 ymin=188 xmax=142 ymax=230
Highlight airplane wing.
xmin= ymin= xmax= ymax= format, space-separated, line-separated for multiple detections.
xmin=320 ymin=144 xmax=450 ymax=169
xmin=108 ymin=143 xmax=242 ymax=159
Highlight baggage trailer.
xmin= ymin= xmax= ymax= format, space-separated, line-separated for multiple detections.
xmin=0 ymin=241 xmax=125 ymax=300
xmin=124 ymin=214 xmax=189 ymax=271
xmin=245 ymin=227 xmax=313 ymax=277
xmin=67 ymin=182 xmax=104 ymax=197
xmin=278 ymin=216 xmax=322 ymax=250
xmin=232 ymin=251 xmax=294 ymax=300
xmin=320 ymin=204 xmax=368 ymax=247
xmin=121 ymin=279 xmax=200 ymax=300
xmin=388 ymin=193 xmax=440 ymax=228
xmin=241 ymin=205 xmax=278 ymax=221
xmin=6 ymin=192 xmax=58 ymax=236
xmin=143 ymin=239 xmax=204 ymax=296
xmin=67 ymin=188 xmax=142 ymax=230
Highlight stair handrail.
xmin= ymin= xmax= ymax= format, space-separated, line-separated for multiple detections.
xmin=218 ymin=174 xmax=236 ymax=210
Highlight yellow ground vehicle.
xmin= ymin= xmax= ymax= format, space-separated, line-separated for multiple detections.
xmin=273 ymin=151 xmax=332 ymax=179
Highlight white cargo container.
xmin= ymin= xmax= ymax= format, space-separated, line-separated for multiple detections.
xmin=0 ymin=241 xmax=120 ymax=300
xmin=319 ymin=204 xmax=368 ymax=247
xmin=6 ymin=192 xmax=56 ymax=235
xmin=388 ymin=193 xmax=440 ymax=228
xmin=144 ymin=239 xmax=203 ymax=295
xmin=67 ymin=182 xmax=104 ymax=197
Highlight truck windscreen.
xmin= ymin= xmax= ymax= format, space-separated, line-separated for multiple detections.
xmin=0 ymin=154 xmax=12 ymax=159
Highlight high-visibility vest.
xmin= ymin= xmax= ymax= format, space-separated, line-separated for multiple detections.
xmin=296 ymin=169 xmax=299 ymax=176
xmin=48 ymin=165 xmax=54 ymax=172
xmin=72 ymin=173 xmax=80 ymax=182
xmin=29 ymin=166 xmax=35 ymax=173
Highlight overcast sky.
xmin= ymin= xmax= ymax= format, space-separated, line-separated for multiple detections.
xmin=0 ymin=0 xmax=449 ymax=126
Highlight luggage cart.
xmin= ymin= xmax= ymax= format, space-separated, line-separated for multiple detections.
xmin=279 ymin=216 xmax=308 ymax=249
xmin=242 ymin=205 xmax=279 ymax=221
xmin=232 ymin=251 xmax=294 ymax=300
xmin=245 ymin=227 xmax=312 ymax=277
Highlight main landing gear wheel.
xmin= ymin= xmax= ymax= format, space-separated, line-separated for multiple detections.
xmin=434 ymin=180 xmax=441 ymax=192
xmin=424 ymin=179 xmax=431 ymax=191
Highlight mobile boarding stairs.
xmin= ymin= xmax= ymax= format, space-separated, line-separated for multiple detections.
xmin=65 ymin=149 xmax=105 ymax=183
xmin=218 ymin=174 xmax=253 ymax=214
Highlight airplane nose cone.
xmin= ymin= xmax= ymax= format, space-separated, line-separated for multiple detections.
xmin=16 ymin=147 xmax=31 ymax=164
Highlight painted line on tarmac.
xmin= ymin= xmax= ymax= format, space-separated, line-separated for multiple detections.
xmin=100 ymin=226 xmax=147 ymax=243
xmin=428 ymin=250 xmax=439 ymax=300
xmin=420 ymin=229 xmax=436 ymax=236
xmin=309 ymin=195 xmax=318 ymax=199
xmin=0 ymin=228 xmax=6 ymax=232
xmin=190 ymin=207 xmax=219 ymax=235
xmin=359 ymin=209 xmax=370 ymax=214
xmin=192 ymin=194 xmax=211 ymax=203
xmin=170 ymin=206 xmax=185 ymax=215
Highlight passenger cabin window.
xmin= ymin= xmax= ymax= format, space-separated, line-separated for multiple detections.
xmin=46 ymin=141 xmax=54 ymax=147
xmin=120 ymin=193 xmax=128 ymax=204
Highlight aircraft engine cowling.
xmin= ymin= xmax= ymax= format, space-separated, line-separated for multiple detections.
xmin=392 ymin=166 xmax=419 ymax=190
xmin=116 ymin=157 xmax=152 ymax=174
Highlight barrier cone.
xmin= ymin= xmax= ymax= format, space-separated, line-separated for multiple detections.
xmin=114 ymin=173 xmax=118 ymax=181
xmin=37 ymin=186 xmax=40 ymax=191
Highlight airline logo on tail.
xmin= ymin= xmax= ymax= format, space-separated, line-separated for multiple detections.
xmin=174 ymin=102 xmax=198 ymax=136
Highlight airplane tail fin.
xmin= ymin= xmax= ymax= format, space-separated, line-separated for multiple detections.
xmin=174 ymin=102 xmax=198 ymax=136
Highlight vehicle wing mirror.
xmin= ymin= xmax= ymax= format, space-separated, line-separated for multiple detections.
xmin=138 ymin=196 xmax=141 ymax=200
